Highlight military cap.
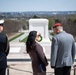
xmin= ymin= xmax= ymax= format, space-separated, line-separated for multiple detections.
xmin=53 ymin=23 xmax=62 ymax=28
xmin=0 ymin=19 xmax=4 ymax=26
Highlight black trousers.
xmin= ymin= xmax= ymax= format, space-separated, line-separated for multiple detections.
xmin=54 ymin=66 xmax=71 ymax=75
xmin=0 ymin=68 xmax=6 ymax=75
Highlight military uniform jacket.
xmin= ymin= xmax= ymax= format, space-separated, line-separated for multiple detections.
xmin=51 ymin=31 xmax=76 ymax=68
xmin=0 ymin=33 xmax=9 ymax=69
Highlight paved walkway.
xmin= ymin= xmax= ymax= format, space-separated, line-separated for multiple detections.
xmin=7 ymin=42 xmax=76 ymax=75
xmin=7 ymin=57 xmax=75 ymax=75
xmin=7 ymin=55 xmax=75 ymax=75
xmin=7 ymin=62 xmax=54 ymax=75
xmin=7 ymin=42 xmax=52 ymax=75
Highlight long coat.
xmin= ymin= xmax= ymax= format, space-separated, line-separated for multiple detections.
xmin=51 ymin=31 xmax=76 ymax=68
xmin=28 ymin=42 xmax=48 ymax=75
xmin=0 ymin=33 xmax=10 ymax=69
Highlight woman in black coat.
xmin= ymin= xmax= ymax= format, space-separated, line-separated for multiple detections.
xmin=26 ymin=31 xmax=48 ymax=75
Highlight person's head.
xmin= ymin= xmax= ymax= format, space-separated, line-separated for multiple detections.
xmin=26 ymin=31 xmax=41 ymax=53
xmin=53 ymin=23 xmax=63 ymax=35
xmin=0 ymin=19 xmax=4 ymax=32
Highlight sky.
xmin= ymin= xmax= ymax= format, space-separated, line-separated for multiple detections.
xmin=0 ymin=0 xmax=76 ymax=12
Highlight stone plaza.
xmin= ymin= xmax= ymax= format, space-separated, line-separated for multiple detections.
xmin=7 ymin=19 xmax=76 ymax=75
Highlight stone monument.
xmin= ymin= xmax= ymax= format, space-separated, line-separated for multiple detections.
xmin=29 ymin=19 xmax=51 ymax=46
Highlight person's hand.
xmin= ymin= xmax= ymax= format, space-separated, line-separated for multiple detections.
xmin=46 ymin=62 xmax=49 ymax=66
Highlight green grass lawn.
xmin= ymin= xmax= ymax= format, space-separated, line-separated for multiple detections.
xmin=20 ymin=36 xmax=28 ymax=42
xmin=20 ymin=36 xmax=43 ymax=42
xmin=8 ymin=33 xmax=53 ymax=42
xmin=9 ymin=33 xmax=24 ymax=42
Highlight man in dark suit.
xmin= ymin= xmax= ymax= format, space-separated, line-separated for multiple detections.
xmin=50 ymin=23 xmax=76 ymax=75
xmin=0 ymin=19 xmax=10 ymax=75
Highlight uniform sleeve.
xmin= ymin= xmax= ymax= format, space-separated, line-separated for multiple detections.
xmin=5 ymin=36 xmax=10 ymax=56
xmin=50 ymin=37 xmax=58 ymax=68
xmin=72 ymin=39 xmax=76 ymax=64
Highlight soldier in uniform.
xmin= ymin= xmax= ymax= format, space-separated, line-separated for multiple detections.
xmin=50 ymin=23 xmax=75 ymax=75
xmin=0 ymin=19 xmax=10 ymax=75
